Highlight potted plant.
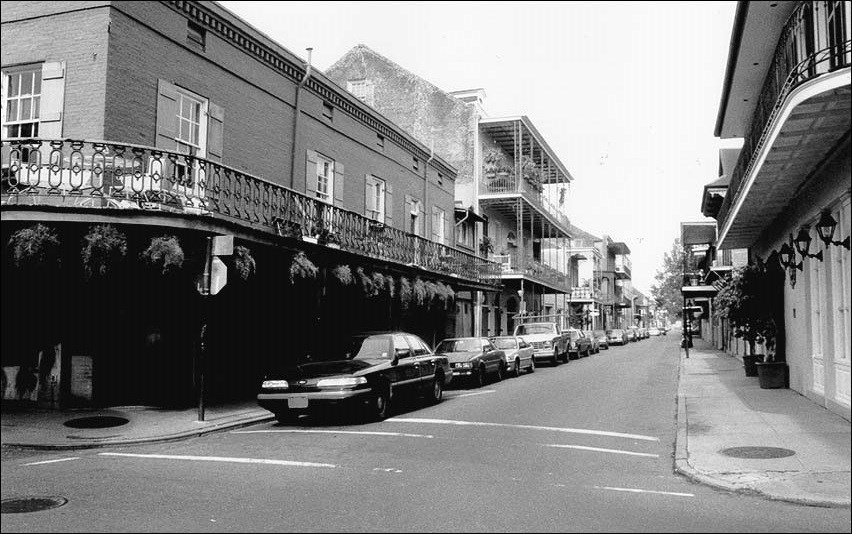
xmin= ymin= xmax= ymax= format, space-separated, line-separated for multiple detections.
xmin=140 ymin=235 xmax=184 ymax=275
xmin=81 ymin=224 xmax=128 ymax=280
xmin=8 ymin=223 xmax=61 ymax=271
xmin=479 ymin=235 xmax=494 ymax=257
xmin=289 ymin=251 xmax=318 ymax=284
xmin=482 ymin=149 xmax=502 ymax=180
xmin=713 ymin=261 xmax=782 ymax=383
xmin=520 ymin=155 xmax=543 ymax=193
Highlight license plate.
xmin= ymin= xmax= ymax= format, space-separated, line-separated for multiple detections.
xmin=288 ymin=397 xmax=308 ymax=409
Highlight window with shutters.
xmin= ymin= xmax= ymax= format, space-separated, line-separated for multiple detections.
xmin=175 ymin=90 xmax=206 ymax=156
xmin=409 ymin=198 xmax=422 ymax=236
xmin=432 ymin=207 xmax=446 ymax=245
xmin=365 ymin=175 xmax=385 ymax=221
xmin=2 ymin=66 xmax=41 ymax=139
xmin=346 ymin=80 xmax=375 ymax=106
xmin=315 ymin=153 xmax=334 ymax=203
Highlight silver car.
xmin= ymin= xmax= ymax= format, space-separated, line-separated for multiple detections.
xmin=490 ymin=336 xmax=536 ymax=377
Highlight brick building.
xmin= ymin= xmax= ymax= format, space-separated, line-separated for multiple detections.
xmin=1 ymin=1 xmax=500 ymax=408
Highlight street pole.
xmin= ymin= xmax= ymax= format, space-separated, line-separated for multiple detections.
xmin=197 ymin=237 xmax=212 ymax=421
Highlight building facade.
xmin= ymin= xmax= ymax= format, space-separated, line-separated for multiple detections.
xmin=1 ymin=1 xmax=500 ymax=408
xmin=326 ymin=44 xmax=576 ymax=336
xmin=704 ymin=0 xmax=850 ymax=419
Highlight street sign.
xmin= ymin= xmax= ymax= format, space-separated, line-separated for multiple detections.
xmin=210 ymin=256 xmax=227 ymax=295
xmin=212 ymin=235 xmax=234 ymax=256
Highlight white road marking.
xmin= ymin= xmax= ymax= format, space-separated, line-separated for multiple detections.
xmin=98 ymin=452 xmax=336 ymax=468
xmin=22 ymin=457 xmax=81 ymax=466
xmin=447 ymin=390 xmax=496 ymax=398
xmin=593 ymin=486 xmax=695 ymax=497
xmin=543 ymin=444 xmax=659 ymax=458
xmin=387 ymin=418 xmax=659 ymax=442
xmin=232 ymin=429 xmax=433 ymax=439
xmin=373 ymin=467 xmax=403 ymax=473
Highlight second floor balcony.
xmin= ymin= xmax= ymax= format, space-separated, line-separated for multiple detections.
xmin=614 ymin=254 xmax=632 ymax=279
xmin=1 ymin=138 xmax=502 ymax=288
xmin=489 ymin=250 xmax=569 ymax=293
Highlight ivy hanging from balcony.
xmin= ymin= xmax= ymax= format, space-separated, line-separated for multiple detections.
xmin=399 ymin=276 xmax=412 ymax=309
xmin=140 ymin=235 xmax=184 ymax=275
xmin=233 ymin=245 xmax=256 ymax=281
xmin=289 ymin=251 xmax=318 ymax=284
xmin=331 ymin=265 xmax=354 ymax=286
xmin=81 ymin=224 xmax=128 ymax=280
xmin=8 ymin=223 xmax=61 ymax=270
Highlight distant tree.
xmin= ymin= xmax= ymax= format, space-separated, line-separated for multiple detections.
xmin=650 ymin=238 xmax=690 ymax=320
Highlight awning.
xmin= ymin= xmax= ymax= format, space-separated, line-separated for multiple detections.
xmin=681 ymin=285 xmax=718 ymax=298
xmin=454 ymin=206 xmax=487 ymax=224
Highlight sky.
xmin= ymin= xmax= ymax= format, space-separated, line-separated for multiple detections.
xmin=219 ymin=1 xmax=737 ymax=294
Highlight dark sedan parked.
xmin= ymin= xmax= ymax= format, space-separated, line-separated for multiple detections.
xmin=258 ymin=332 xmax=452 ymax=423
xmin=435 ymin=337 xmax=506 ymax=387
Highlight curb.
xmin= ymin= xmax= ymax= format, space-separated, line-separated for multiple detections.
xmin=674 ymin=351 xmax=850 ymax=509
xmin=2 ymin=414 xmax=275 ymax=451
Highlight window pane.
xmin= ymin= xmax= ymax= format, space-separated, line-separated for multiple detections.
xmin=20 ymin=123 xmax=33 ymax=137
xmin=190 ymin=121 xmax=199 ymax=145
xmin=33 ymin=72 xmax=41 ymax=95
xmin=21 ymin=98 xmax=31 ymax=121
xmin=20 ymin=72 xmax=33 ymax=96
xmin=8 ymin=124 xmax=20 ymax=138
xmin=8 ymin=73 xmax=19 ymax=97
xmin=179 ymin=120 xmax=188 ymax=142
xmin=7 ymin=99 xmax=18 ymax=122
xmin=32 ymin=96 xmax=40 ymax=119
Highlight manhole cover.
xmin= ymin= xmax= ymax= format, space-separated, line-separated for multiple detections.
xmin=720 ymin=446 xmax=796 ymax=459
xmin=63 ymin=416 xmax=129 ymax=429
xmin=1 ymin=497 xmax=68 ymax=514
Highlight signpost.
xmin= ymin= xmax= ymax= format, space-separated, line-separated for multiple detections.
xmin=196 ymin=235 xmax=233 ymax=421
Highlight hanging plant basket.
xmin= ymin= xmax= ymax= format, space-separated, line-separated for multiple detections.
xmin=412 ymin=278 xmax=428 ymax=307
xmin=371 ymin=272 xmax=386 ymax=295
xmin=81 ymin=224 xmax=128 ymax=280
xmin=289 ymin=251 xmax=318 ymax=284
xmin=331 ymin=265 xmax=353 ymax=286
xmin=399 ymin=276 xmax=412 ymax=309
xmin=384 ymin=274 xmax=395 ymax=298
xmin=356 ymin=267 xmax=377 ymax=297
xmin=8 ymin=223 xmax=61 ymax=270
xmin=424 ymin=281 xmax=438 ymax=305
xmin=140 ymin=235 xmax=184 ymax=275
xmin=233 ymin=245 xmax=256 ymax=281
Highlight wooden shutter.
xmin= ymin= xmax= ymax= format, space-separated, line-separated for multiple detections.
xmin=445 ymin=210 xmax=452 ymax=246
xmin=156 ymin=79 xmax=179 ymax=150
xmin=431 ymin=206 xmax=440 ymax=242
xmin=39 ymin=61 xmax=65 ymax=138
xmin=365 ymin=175 xmax=374 ymax=215
xmin=305 ymin=149 xmax=318 ymax=197
xmin=333 ymin=161 xmax=345 ymax=206
xmin=418 ymin=201 xmax=425 ymax=237
xmin=206 ymin=102 xmax=224 ymax=163
xmin=384 ymin=182 xmax=393 ymax=227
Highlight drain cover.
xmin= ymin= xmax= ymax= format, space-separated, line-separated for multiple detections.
xmin=1 ymin=497 xmax=68 ymax=514
xmin=63 ymin=416 xmax=129 ymax=429
xmin=720 ymin=446 xmax=796 ymax=459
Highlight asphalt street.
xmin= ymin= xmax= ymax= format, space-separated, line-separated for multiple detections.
xmin=2 ymin=336 xmax=850 ymax=532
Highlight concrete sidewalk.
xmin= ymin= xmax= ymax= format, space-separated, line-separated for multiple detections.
xmin=675 ymin=338 xmax=851 ymax=508
xmin=1 ymin=401 xmax=273 ymax=450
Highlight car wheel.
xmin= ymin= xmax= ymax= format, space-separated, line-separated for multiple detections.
xmin=474 ymin=366 xmax=486 ymax=388
xmin=428 ymin=374 xmax=444 ymax=405
xmin=528 ymin=357 xmax=535 ymax=373
xmin=584 ymin=348 xmax=591 ymax=357
xmin=513 ymin=358 xmax=521 ymax=378
xmin=370 ymin=387 xmax=391 ymax=421
xmin=552 ymin=349 xmax=561 ymax=366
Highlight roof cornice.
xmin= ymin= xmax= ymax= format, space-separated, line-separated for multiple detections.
xmin=164 ymin=1 xmax=458 ymax=178
xmin=714 ymin=1 xmax=749 ymax=138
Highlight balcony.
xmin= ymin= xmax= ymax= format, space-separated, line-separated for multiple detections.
xmin=614 ymin=254 xmax=631 ymax=280
xmin=1 ymin=138 xmax=501 ymax=288
xmin=569 ymin=286 xmax=597 ymax=302
xmin=479 ymin=170 xmax=571 ymax=232
xmin=489 ymin=251 xmax=569 ymax=293
xmin=716 ymin=0 xmax=851 ymax=248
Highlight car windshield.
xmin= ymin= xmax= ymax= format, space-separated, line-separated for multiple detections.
xmin=491 ymin=337 xmax=517 ymax=350
xmin=568 ymin=331 xmax=580 ymax=340
xmin=593 ymin=330 xmax=605 ymax=337
xmin=515 ymin=324 xmax=555 ymax=335
xmin=611 ymin=329 xmax=623 ymax=335
xmin=353 ymin=336 xmax=392 ymax=360
xmin=436 ymin=338 xmax=482 ymax=353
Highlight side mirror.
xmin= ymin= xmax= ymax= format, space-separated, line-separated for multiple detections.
xmin=391 ymin=355 xmax=399 ymax=366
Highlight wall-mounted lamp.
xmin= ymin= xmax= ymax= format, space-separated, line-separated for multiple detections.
xmin=816 ymin=209 xmax=851 ymax=250
xmin=794 ymin=228 xmax=823 ymax=261
xmin=778 ymin=242 xmax=802 ymax=271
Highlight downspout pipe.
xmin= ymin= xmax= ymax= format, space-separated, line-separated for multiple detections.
xmin=289 ymin=48 xmax=313 ymax=189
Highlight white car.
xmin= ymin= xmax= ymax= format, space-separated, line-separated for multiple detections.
xmin=490 ymin=336 xmax=536 ymax=377
xmin=648 ymin=327 xmax=661 ymax=336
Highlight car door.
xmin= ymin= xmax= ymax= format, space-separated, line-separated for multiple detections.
xmin=518 ymin=337 xmax=533 ymax=365
xmin=390 ymin=334 xmax=420 ymax=393
xmin=405 ymin=334 xmax=435 ymax=385
xmin=482 ymin=339 xmax=503 ymax=372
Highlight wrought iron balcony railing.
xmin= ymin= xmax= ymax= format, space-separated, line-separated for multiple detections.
xmin=489 ymin=251 xmax=570 ymax=292
xmin=1 ymin=138 xmax=502 ymax=286
xmin=717 ymin=0 xmax=852 ymax=227
xmin=479 ymin=170 xmax=571 ymax=232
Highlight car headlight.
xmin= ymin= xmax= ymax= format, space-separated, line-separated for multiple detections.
xmin=316 ymin=377 xmax=368 ymax=388
xmin=262 ymin=380 xmax=289 ymax=390
xmin=543 ymin=341 xmax=553 ymax=348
